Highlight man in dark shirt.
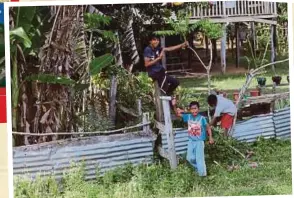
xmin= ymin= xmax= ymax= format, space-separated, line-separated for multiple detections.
xmin=144 ymin=35 xmax=188 ymax=96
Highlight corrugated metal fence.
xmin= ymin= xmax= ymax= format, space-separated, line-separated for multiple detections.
xmin=14 ymin=108 xmax=290 ymax=179
xmin=162 ymin=107 xmax=291 ymax=155
xmin=13 ymin=132 xmax=155 ymax=180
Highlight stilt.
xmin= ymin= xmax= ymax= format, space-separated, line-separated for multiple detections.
xmin=221 ymin=23 xmax=227 ymax=74
xmin=235 ymin=23 xmax=240 ymax=68
xmin=160 ymin=36 xmax=166 ymax=70
xmin=250 ymin=22 xmax=256 ymax=57
xmin=270 ymin=24 xmax=277 ymax=73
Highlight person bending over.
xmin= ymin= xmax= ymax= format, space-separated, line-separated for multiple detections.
xmin=207 ymin=94 xmax=237 ymax=136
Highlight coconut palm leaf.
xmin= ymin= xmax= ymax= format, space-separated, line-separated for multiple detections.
xmin=120 ymin=15 xmax=140 ymax=67
xmin=89 ymin=53 xmax=114 ymax=76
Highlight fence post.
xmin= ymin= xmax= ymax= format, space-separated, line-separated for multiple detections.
xmin=137 ymin=99 xmax=142 ymax=116
xmin=142 ymin=112 xmax=150 ymax=135
xmin=160 ymin=96 xmax=177 ymax=169
xmin=154 ymin=82 xmax=164 ymax=122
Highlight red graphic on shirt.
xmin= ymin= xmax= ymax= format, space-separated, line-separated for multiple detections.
xmin=188 ymin=122 xmax=202 ymax=137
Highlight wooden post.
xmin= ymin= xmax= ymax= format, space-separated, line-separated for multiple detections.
xmin=235 ymin=22 xmax=240 ymax=68
xmin=250 ymin=22 xmax=256 ymax=57
xmin=221 ymin=23 xmax=227 ymax=74
xmin=154 ymin=82 xmax=164 ymax=122
xmin=161 ymin=96 xmax=177 ymax=169
xmin=270 ymin=82 xmax=276 ymax=111
xmin=142 ymin=112 xmax=150 ymax=135
xmin=161 ymin=36 xmax=167 ymax=70
xmin=137 ymin=99 xmax=142 ymax=116
xmin=109 ymin=75 xmax=117 ymax=125
xmin=270 ymin=24 xmax=276 ymax=74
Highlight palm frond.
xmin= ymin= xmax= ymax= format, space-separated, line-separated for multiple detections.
xmin=154 ymin=30 xmax=178 ymax=36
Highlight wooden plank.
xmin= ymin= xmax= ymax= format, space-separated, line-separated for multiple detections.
xmin=161 ymin=97 xmax=177 ymax=169
xmin=166 ymin=68 xmax=192 ymax=73
xmin=240 ymin=92 xmax=289 ymax=106
xmin=245 ymin=0 xmax=248 ymax=15
xmin=155 ymin=120 xmax=165 ymax=133
xmin=188 ymin=16 xmax=277 ymax=25
xmin=154 ymin=82 xmax=164 ymax=122
xmin=235 ymin=23 xmax=240 ymax=68
xmin=270 ymin=24 xmax=276 ymax=73
xmin=241 ymin=0 xmax=245 ymax=15
xmin=157 ymin=146 xmax=170 ymax=159
xmin=253 ymin=18 xmax=277 ymax=25
xmin=254 ymin=1 xmax=257 ymax=15
xmin=222 ymin=0 xmax=226 ymax=16
xmin=250 ymin=22 xmax=256 ymax=57
xmin=137 ymin=99 xmax=142 ymax=116
xmin=221 ymin=23 xmax=227 ymax=73
xmin=261 ymin=1 xmax=265 ymax=14
xmin=142 ymin=113 xmax=150 ymax=135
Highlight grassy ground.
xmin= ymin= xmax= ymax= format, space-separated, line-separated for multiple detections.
xmin=175 ymin=58 xmax=289 ymax=108
xmin=14 ymin=137 xmax=292 ymax=198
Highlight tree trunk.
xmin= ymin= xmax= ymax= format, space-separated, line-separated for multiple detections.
xmin=35 ymin=6 xmax=83 ymax=139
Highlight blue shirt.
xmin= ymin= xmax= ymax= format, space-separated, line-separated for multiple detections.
xmin=0 ymin=4 xmax=3 ymax=25
xmin=182 ymin=113 xmax=208 ymax=141
xmin=143 ymin=45 xmax=164 ymax=75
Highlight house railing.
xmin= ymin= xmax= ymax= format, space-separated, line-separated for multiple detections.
xmin=190 ymin=1 xmax=277 ymax=19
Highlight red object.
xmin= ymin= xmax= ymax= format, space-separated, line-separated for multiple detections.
xmin=0 ymin=88 xmax=6 ymax=123
xmin=250 ymin=90 xmax=260 ymax=97
xmin=220 ymin=113 xmax=234 ymax=130
xmin=10 ymin=0 xmax=19 ymax=2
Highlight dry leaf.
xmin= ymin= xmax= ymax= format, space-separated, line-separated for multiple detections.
xmin=25 ymin=121 xmax=30 ymax=133
xmin=40 ymin=109 xmax=51 ymax=124
xmin=46 ymin=126 xmax=53 ymax=133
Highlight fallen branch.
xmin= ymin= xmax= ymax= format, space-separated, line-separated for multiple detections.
xmin=228 ymin=145 xmax=246 ymax=159
xmin=229 ymin=58 xmax=289 ymax=136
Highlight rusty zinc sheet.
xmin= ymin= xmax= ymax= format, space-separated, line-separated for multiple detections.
xmin=162 ymin=107 xmax=290 ymax=155
xmin=13 ymin=132 xmax=155 ymax=180
xmin=274 ymin=108 xmax=291 ymax=139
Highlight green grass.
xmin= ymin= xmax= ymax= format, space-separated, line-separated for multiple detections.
xmin=14 ymin=138 xmax=292 ymax=197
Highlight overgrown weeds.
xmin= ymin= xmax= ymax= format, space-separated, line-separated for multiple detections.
xmin=14 ymin=137 xmax=292 ymax=197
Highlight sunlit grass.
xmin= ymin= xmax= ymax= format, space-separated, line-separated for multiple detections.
xmin=14 ymin=138 xmax=292 ymax=197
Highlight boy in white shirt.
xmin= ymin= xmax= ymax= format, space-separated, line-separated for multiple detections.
xmin=207 ymin=94 xmax=237 ymax=136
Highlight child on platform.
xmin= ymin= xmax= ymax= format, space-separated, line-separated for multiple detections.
xmin=171 ymin=98 xmax=214 ymax=177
